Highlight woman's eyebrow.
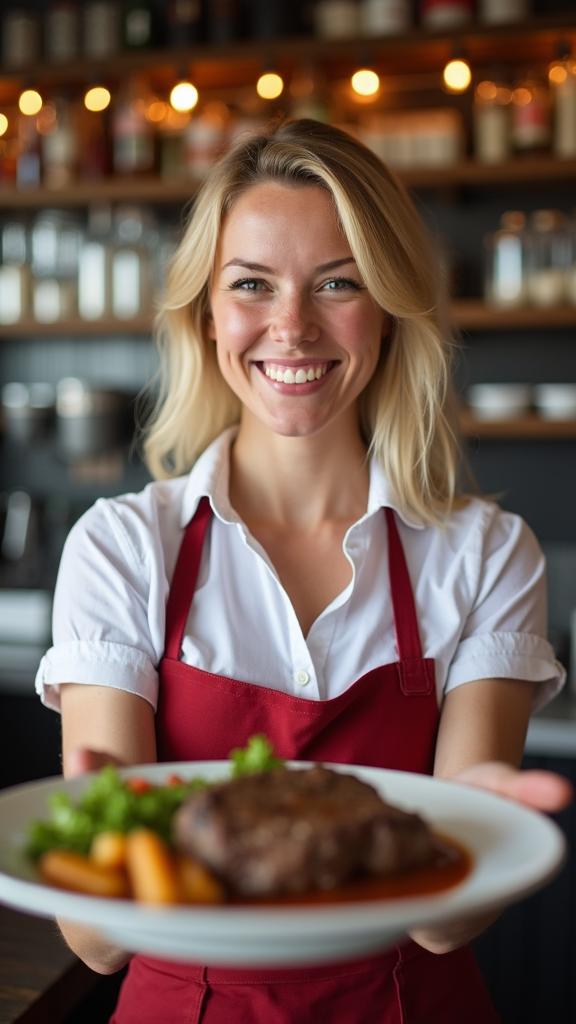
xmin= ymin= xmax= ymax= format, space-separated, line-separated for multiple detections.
xmin=220 ymin=257 xmax=357 ymax=273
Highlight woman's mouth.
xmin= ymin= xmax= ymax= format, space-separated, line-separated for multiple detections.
xmin=260 ymin=361 xmax=335 ymax=385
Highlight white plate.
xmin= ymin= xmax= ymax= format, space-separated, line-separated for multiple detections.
xmin=0 ymin=762 xmax=566 ymax=967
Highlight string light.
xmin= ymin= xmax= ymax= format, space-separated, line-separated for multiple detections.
xmin=351 ymin=68 xmax=380 ymax=97
xmin=85 ymin=86 xmax=111 ymax=112
xmin=443 ymin=58 xmax=472 ymax=93
xmin=19 ymin=89 xmax=43 ymax=116
xmin=256 ymin=72 xmax=284 ymax=100
xmin=170 ymin=81 xmax=198 ymax=112
xmin=0 ymin=114 xmax=8 ymax=136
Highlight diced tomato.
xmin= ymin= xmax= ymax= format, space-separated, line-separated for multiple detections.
xmin=125 ymin=777 xmax=154 ymax=794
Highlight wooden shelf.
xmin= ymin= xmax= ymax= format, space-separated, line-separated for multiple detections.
xmin=0 ymin=14 xmax=573 ymax=93
xmin=2 ymin=155 xmax=576 ymax=209
xmin=452 ymin=300 xmax=576 ymax=331
xmin=460 ymin=409 xmax=576 ymax=439
xmin=0 ymin=316 xmax=153 ymax=337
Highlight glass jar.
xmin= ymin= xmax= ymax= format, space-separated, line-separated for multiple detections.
xmin=526 ymin=209 xmax=569 ymax=308
xmin=473 ymin=79 xmax=512 ymax=164
xmin=484 ymin=210 xmax=527 ymax=308
xmin=511 ymin=74 xmax=551 ymax=152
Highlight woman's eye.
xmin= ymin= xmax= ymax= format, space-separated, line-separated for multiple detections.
xmin=229 ymin=278 xmax=267 ymax=292
xmin=322 ymin=277 xmax=362 ymax=292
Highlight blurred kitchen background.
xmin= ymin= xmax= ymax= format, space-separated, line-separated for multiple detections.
xmin=0 ymin=0 xmax=576 ymax=1021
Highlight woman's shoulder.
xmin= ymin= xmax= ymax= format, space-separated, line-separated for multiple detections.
xmin=440 ymin=494 xmax=542 ymax=562
xmin=65 ymin=475 xmax=190 ymax=571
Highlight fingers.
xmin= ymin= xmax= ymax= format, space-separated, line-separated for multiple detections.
xmin=454 ymin=761 xmax=574 ymax=813
xmin=65 ymin=748 xmax=125 ymax=779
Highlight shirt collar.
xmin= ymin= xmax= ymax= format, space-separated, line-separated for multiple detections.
xmin=180 ymin=427 xmax=425 ymax=531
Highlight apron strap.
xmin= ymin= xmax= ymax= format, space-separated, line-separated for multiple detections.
xmin=385 ymin=507 xmax=424 ymax=663
xmin=164 ymin=496 xmax=212 ymax=661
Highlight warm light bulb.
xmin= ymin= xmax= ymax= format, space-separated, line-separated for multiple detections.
xmin=443 ymin=59 xmax=472 ymax=93
xmin=170 ymin=81 xmax=198 ymax=112
xmin=256 ymin=72 xmax=284 ymax=100
xmin=0 ymin=114 xmax=8 ymax=137
xmin=549 ymin=63 xmax=568 ymax=85
xmin=351 ymin=69 xmax=380 ymax=97
xmin=19 ymin=89 xmax=43 ymax=116
xmin=85 ymin=86 xmax=111 ymax=112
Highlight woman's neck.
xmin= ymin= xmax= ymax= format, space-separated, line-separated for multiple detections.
xmin=229 ymin=408 xmax=370 ymax=531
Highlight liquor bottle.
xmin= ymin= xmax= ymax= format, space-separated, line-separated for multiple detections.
xmin=473 ymin=78 xmax=512 ymax=165
xmin=419 ymin=0 xmax=472 ymax=28
xmin=206 ymin=0 xmax=240 ymax=42
xmin=45 ymin=3 xmax=80 ymax=63
xmin=16 ymin=114 xmax=41 ymax=192
xmin=360 ymin=0 xmax=411 ymax=36
xmin=123 ymin=0 xmax=154 ymax=49
xmin=550 ymin=57 xmax=576 ymax=160
xmin=39 ymin=97 xmax=80 ymax=190
xmin=166 ymin=0 xmax=203 ymax=45
xmin=83 ymin=1 xmax=121 ymax=58
xmin=112 ymin=77 xmax=155 ymax=175
xmin=511 ymin=74 xmax=551 ymax=153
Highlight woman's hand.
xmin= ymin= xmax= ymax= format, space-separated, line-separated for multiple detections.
xmin=453 ymin=760 xmax=574 ymax=813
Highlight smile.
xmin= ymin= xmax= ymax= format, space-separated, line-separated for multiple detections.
xmin=261 ymin=362 xmax=333 ymax=384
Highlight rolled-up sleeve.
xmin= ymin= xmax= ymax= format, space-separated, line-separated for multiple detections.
xmin=444 ymin=506 xmax=565 ymax=710
xmin=35 ymin=499 xmax=163 ymax=713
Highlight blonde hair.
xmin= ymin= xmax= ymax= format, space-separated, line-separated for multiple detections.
xmin=144 ymin=117 xmax=464 ymax=524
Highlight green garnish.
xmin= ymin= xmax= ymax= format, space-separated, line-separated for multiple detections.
xmin=27 ymin=735 xmax=284 ymax=861
xmin=230 ymin=734 xmax=285 ymax=777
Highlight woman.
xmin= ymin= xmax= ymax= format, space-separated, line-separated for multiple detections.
xmin=36 ymin=118 xmax=564 ymax=1023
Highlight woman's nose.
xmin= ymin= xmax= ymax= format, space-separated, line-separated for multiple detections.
xmin=269 ymin=293 xmax=320 ymax=348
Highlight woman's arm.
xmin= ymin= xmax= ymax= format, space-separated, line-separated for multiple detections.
xmin=409 ymin=677 xmax=536 ymax=955
xmin=58 ymin=684 xmax=157 ymax=974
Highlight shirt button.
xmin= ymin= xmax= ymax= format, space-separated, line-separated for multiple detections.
xmin=294 ymin=670 xmax=310 ymax=686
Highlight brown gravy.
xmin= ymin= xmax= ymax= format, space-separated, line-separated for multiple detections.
xmin=233 ymin=833 xmax=471 ymax=906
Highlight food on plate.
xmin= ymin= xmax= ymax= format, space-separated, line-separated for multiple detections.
xmin=173 ymin=764 xmax=435 ymax=897
xmin=27 ymin=736 xmax=460 ymax=906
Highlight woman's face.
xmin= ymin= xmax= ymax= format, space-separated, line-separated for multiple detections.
xmin=207 ymin=182 xmax=388 ymax=440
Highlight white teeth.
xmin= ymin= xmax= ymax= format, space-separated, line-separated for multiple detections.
xmin=264 ymin=363 xmax=330 ymax=384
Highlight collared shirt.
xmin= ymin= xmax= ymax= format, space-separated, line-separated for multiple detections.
xmin=36 ymin=427 xmax=564 ymax=713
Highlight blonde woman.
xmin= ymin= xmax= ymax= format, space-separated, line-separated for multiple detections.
xmin=37 ymin=118 xmax=564 ymax=1023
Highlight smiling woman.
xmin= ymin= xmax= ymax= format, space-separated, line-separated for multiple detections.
xmin=36 ymin=118 xmax=565 ymax=1024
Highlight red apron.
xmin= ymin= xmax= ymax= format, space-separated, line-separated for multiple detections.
xmin=111 ymin=498 xmax=499 ymax=1024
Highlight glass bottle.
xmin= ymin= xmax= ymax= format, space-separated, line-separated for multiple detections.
xmin=45 ymin=3 xmax=80 ymax=63
xmin=419 ymin=0 xmax=472 ymax=29
xmin=511 ymin=74 xmax=551 ymax=152
xmin=313 ymin=1 xmax=360 ymax=39
xmin=473 ymin=78 xmax=512 ymax=165
xmin=484 ymin=210 xmax=527 ymax=308
xmin=206 ymin=0 xmax=240 ymax=42
xmin=0 ymin=220 xmax=29 ymax=324
xmin=82 ymin=1 xmax=121 ymax=58
xmin=184 ymin=103 xmax=230 ymax=181
xmin=112 ymin=76 xmax=155 ymax=175
xmin=550 ymin=57 xmax=576 ymax=160
xmin=166 ymin=0 xmax=203 ymax=45
xmin=38 ymin=97 xmax=79 ymax=190
xmin=360 ymin=0 xmax=411 ymax=35
xmin=31 ymin=210 xmax=81 ymax=322
xmin=16 ymin=113 xmax=41 ymax=192
xmin=1 ymin=9 xmax=41 ymax=70
xmin=78 ymin=204 xmax=112 ymax=321
xmin=566 ymin=213 xmax=576 ymax=307
xmin=123 ymin=0 xmax=154 ymax=49
xmin=111 ymin=205 xmax=153 ymax=319
xmin=526 ymin=209 xmax=569 ymax=308
xmin=478 ymin=0 xmax=529 ymax=24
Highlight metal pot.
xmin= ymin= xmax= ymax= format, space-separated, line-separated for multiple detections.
xmin=56 ymin=377 xmax=127 ymax=460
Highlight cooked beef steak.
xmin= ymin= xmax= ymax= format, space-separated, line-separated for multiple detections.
xmin=173 ymin=766 xmax=434 ymax=896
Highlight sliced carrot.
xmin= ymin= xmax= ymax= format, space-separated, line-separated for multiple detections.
xmin=39 ymin=850 xmax=129 ymax=898
xmin=175 ymin=853 xmax=226 ymax=904
xmin=90 ymin=831 xmax=128 ymax=870
xmin=125 ymin=829 xmax=181 ymax=904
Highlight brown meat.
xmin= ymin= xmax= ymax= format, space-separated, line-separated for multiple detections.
xmin=173 ymin=766 xmax=434 ymax=897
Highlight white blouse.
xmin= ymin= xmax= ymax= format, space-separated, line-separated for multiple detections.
xmin=36 ymin=427 xmax=564 ymax=714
